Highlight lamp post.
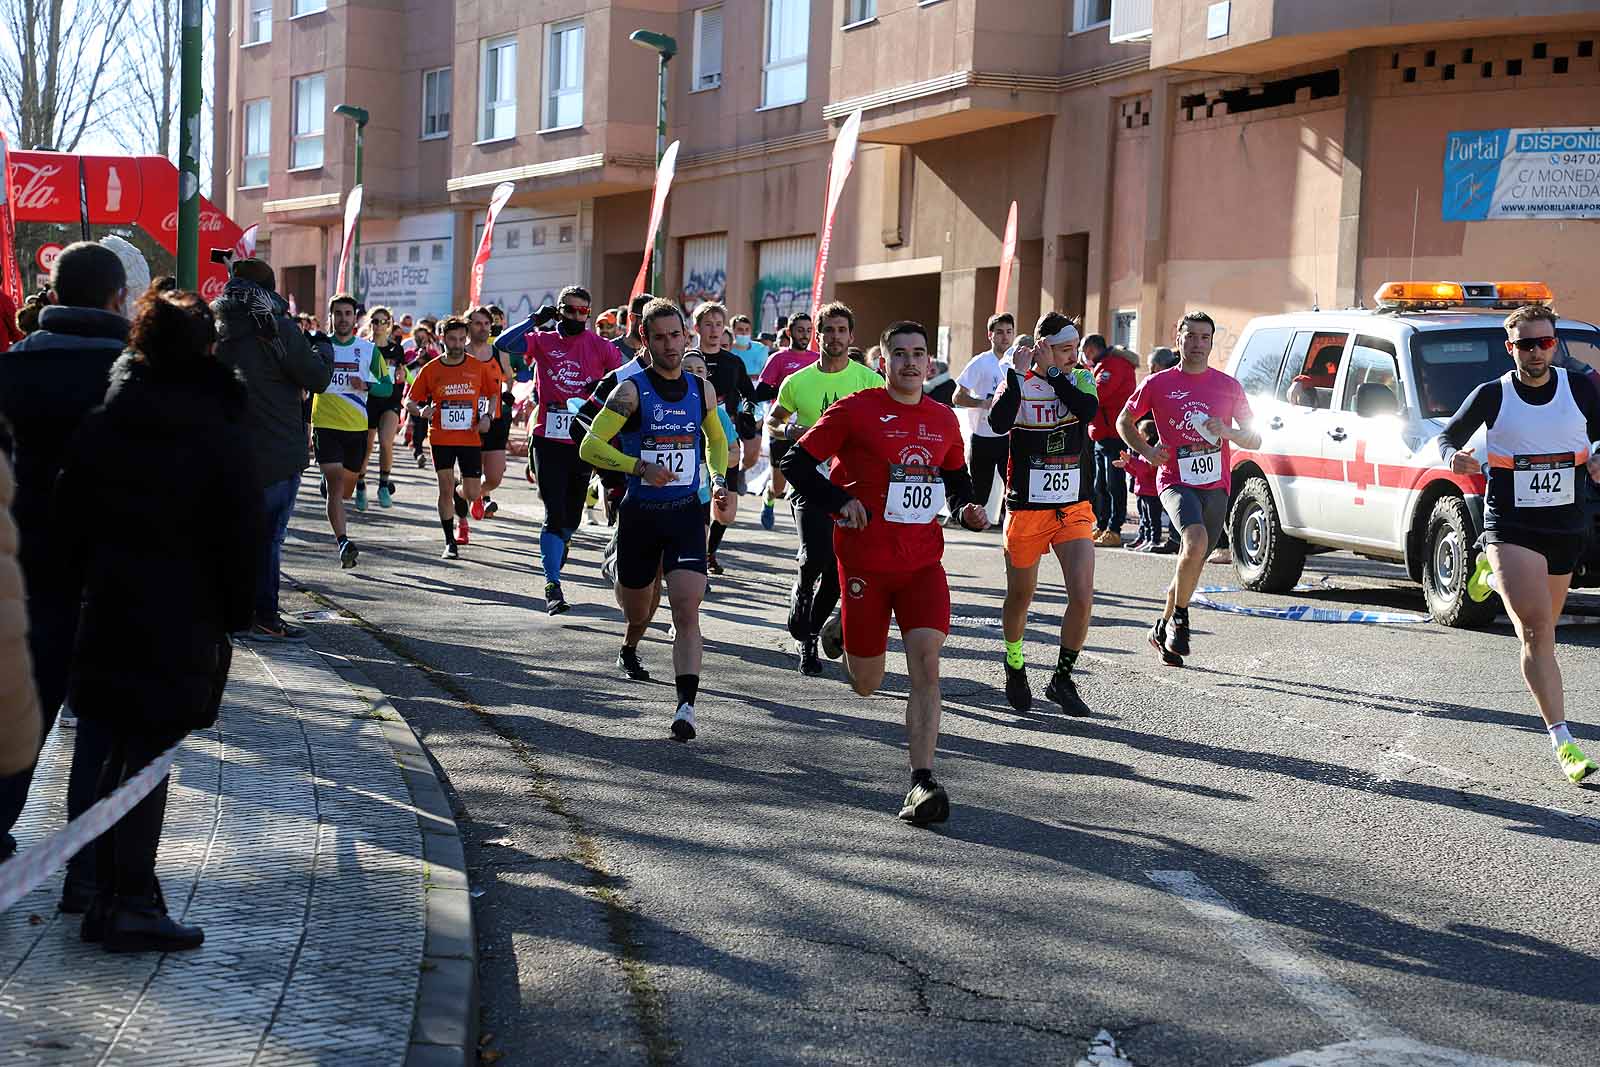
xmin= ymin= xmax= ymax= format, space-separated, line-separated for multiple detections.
xmin=334 ymin=104 xmax=369 ymax=297
xmin=176 ymin=0 xmax=203 ymax=287
xmin=628 ymin=30 xmax=676 ymax=297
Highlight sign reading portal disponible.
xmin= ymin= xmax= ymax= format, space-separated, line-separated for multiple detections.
xmin=1443 ymin=127 xmax=1600 ymax=221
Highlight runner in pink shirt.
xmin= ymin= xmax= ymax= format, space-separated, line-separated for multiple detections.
xmin=1116 ymin=311 xmax=1260 ymax=667
xmin=750 ymin=313 xmax=819 ymax=528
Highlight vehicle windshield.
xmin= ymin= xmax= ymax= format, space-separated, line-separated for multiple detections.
xmin=1410 ymin=327 xmax=1600 ymax=418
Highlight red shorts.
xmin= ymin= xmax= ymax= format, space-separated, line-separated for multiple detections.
xmin=838 ymin=562 xmax=951 ymax=658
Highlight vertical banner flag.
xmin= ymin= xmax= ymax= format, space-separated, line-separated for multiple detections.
xmin=631 ymin=140 xmax=682 ymax=301
xmin=335 ymin=184 xmax=363 ymax=297
xmin=0 ymin=132 xmax=21 ymax=302
xmin=809 ymin=109 xmax=864 ymax=345
xmin=469 ymin=181 xmax=516 ymax=308
xmin=994 ymin=200 xmax=1018 ymax=317
xmin=234 ymin=223 xmax=258 ymax=259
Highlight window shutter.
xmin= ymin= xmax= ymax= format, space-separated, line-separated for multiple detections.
xmin=698 ymin=7 xmax=723 ymax=87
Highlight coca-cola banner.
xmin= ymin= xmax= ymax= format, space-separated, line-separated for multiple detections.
xmin=9 ymin=150 xmax=242 ymax=300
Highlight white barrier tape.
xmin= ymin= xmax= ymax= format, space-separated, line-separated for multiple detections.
xmin=1191 ymin=586 xmax=1430 ymax=625
xmin=0 ymin=742 xmax=181 ymax=913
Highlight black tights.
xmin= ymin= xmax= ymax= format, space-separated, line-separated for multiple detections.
xmin=795 ymin=501 xmax=840 ymax=638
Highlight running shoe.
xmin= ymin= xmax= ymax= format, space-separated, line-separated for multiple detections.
xmin=250 ymin=617 xmax=309 ymax=643
xmin=706 ymin=553 xmax=724 ymax=576
xmin=377 ymin=483 xmax=393 ymax=508
xmin=1466 ymin=553 xmax=1496 ymax=603
xmin=1149 ymin=619 xmax=1183 ymax=667
xmin=545 ymin=581 xmax=570 ymax=616
xmin=585 ymin=482 xmax=599 ymax=511
xmin=800 ymin=638 xmax=824 ymax=677
xmin=618 ymin=646 xmax=651 ymax=681
xmin=1556 ymin=741 xmax=1598 ymax=785
xmin=1152 ymin=540 xmax=1179 ymax=555
xmin=1166 ymin=611 xmax=1192 ymax=657
xmin=440 ymin=543 xmax=459 ymax=560
xmin=760 ymin=500 xmax=775 ymax=530
xmin=1004 ymin=661 xmax=1033 ymax=712
xmin=338 ymin=539 xmax=359 ymax=569
xmin=787 ymin=575 xmax=814 ymax=642
xmin=414 ymin=452 xmax=428 ymax=469
xmin=898 ymin=779 xmax=950 ymax=825
xmin=1045 ymin=672 xmax=1092 ymax=716
xmin=355 ymin=483 xmax=368 ymax=512
xmin=670 ymin=703 xmax=697 ymax=742
xmin=471 ymin=497 xmax=486 ymax=521
xmin=318 ymin=476 xmax=328 ymax=499
xmin=1128 ymin=537 xmax=1150 ymax=552
xmin=484 ymin=499 xmax=499 ymax=518
xmin=457 ymin=519 xmax=470 ymax=545
xmin=819 ymin=611 xmax=844 ymax=660
xmin=1095 ymin=529 xmax=1123 ymax=547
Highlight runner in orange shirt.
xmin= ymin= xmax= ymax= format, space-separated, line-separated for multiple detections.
xmin=406 ymin=316 xmax=500 ymax=559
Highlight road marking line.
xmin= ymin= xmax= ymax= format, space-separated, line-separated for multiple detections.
xmin=1378 ymin=750 xmax=1475 ymax=784
xmin=1146 ymin=870 xmax=1403 ymax=1042
xmin=1246 ymin=1037 xmax=1552 ymax=1066
xmin=1076 ymin=1029 xmax=1135 ymax=1066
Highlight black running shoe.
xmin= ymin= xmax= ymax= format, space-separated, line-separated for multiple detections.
xmin=618 ymin=646 xmax=651 ymax=681
xmin=1166 ymin=611 xmax=1191 ymax=657
xmin=1045 ymin=672 xmax=1091 ymax=716
xmin=819 ymin=612 xmax=844 ymax=660
xmin=484 ymin=499 xmax=499 ymax=517
xmin=670 ymin=704 xmax=696 ymax=742
xmin=800 ymin=639 xmax=824 ymax=676
xmin=787 ymin=574 xmax=813 ymax=642
xmin=339 ymin=539 xmax=360 ymax=569
xmin=440 ymin=543 xmax=459 ymax=560
xmin=1149 ymin=619 xmax=1183 ymax=667
xmin=1004 ymin=661 xmax=1033 ymax=712
xmin=545 ymin=581 xmax=570 ymax=616
xmin=898 ymin=779 xmax=950 ymax=825
xmin=318 ymin=476 xmax=328 ymax=499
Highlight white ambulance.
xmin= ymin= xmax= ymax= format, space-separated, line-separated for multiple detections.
xmin=1223 ymin=281 xmax=1600 ymax=627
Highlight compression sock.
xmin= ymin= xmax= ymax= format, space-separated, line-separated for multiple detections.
xmin=540 ymin=529 xmax=566 ymax=582
xmin=1550 ymin=722 xmax=1575 ymax=750
xmin=708 ymin=520 xmax=728 ymax=555
xmin=1004 ymin=638 xmax=1025 ymax=669
xmin=675 ymin=674 xmax=700 ymax=708
xmin=453 ymin=490 xmax=469 ymax=518
xmin=1056 ymin=646 xmax=1080 ymax=677
xmin=440 ymin=519 xmax=456 ymax=546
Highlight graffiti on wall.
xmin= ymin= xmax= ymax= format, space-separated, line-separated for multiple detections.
xmin=753 ymin=275 xmax=812 ymax=334
xmin=680 ymin=267 xmax=727 ymax=310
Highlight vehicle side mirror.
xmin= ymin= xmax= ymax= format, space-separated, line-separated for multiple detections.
xmin=1355 ymin=382 xmax=1399 ymax=418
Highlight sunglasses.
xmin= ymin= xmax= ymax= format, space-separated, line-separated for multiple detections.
xmin=561 ymin=304 xmax=592 ymax=317
xmin=1511 ymin=336 xmax=1558 ymax=352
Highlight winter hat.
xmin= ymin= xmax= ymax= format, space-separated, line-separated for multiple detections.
xmin=99 ymin=235 xmax=152 ymax=314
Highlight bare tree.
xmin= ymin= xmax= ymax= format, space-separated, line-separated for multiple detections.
xmin=105 ymin=0 xmax=214 ymax=180
xmin=0 ymin=0 xmax=132 ymax=151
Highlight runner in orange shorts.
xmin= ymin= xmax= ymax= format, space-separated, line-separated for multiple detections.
xmin=987 ymin=313 xmax=1100 ymax=714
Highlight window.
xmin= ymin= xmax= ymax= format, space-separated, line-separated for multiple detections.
xmin=693 ymin=6 xmax=723 ymax=91
xmin=505 ymin=227 xmax=521 ymax=250
xmin=543 ymin=19 xmax=583 ymax=130
xmin=845 ymin=0 xmax=875 ymax=24
xmin=290 ymin=0 xmax=324 ymax=15
xmin=480 ymin=35 xmax=517 ymax=141
xmin=290 ymin=74 xmax=324 ymax=169
xmin=1073 ymin=0 xmax=1112 ymax=32
xmin=1278 ymin=330 xmax=1348 ymax=409
xmin=762 ymin=0 xmax=808 ymax=108
xmin=408 ymin=245 xmax=421 ymax=263
xmin=1341 ymin=336 xmax=1401 ymax=415
xmin=241 ymin=99 xmax=270 ymax=187
xmin=422 ymin=67 xmax=451 ymax=139
xmin=245 ymin=0 xmax=271 ymax=44
xmin=1233 ymin=327 xmax=1294 ymax=398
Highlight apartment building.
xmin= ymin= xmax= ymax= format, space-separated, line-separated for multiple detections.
xmin=214 ymin=0 xmax=1600 ymax=371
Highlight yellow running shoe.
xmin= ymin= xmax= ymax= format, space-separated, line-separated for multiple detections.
xmin=1556 ymin=741 xmax=1598 ymax=785
xmin=1466 ymin=553 xmax=1495 ymax=603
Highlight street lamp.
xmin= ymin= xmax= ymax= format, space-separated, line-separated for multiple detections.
xmin=334 ymin=104 xmax=369 ymax=297
xmin=629 ymin=30 xmax=676 ymax=297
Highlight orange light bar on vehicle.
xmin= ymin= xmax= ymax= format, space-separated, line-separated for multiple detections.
xmin=1492 ymin=281 xmax=1554 ymax=305
xmin=1374 ymin=281 xmax=1465 ymax=305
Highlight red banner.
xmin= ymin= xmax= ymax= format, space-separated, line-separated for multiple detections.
xmin=335 ymin=184 xmax=363 ymax=298
xmin=0 ymin=133 xmax=22 ymax=303
xmin=631 ymin=141 xmax=681 ymax=302
xmin=995 ymin=200 xmax=1018 ymax=318
xmin=469 ymin=181 xmax=516 ymax=309
xmin=809 ymin=110 xmax=863 ymax=347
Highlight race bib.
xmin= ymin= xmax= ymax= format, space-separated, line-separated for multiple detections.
xmin=643 ymin=435 xmax=695 ymax=487
xmin=1177 ymin=444 xmax=1222 ymax=487
xmin=477 ymin=396 xmax=493 ymax=418
xmin=440 ymin=402 xmax=474 ymax=431
xmin=884 ymin=464 xmax=945 ymax=525
xmin=546 ymin=408 xmax=574 ymax=441
xmin=1026 ymin=456 xmax=1079 ymax=505
xmin=329 ymin=365 xmax=357 ymax=391
xmin=1513 ymin=452 xmax=1575 ymax=508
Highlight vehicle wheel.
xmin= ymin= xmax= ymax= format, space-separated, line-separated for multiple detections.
xmin=1231 ymin=476 xmax=1305 ymax=592
xmin=1421 ymin=495 xmax=1497 ymax=628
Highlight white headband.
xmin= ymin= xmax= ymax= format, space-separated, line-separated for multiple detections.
xmin=1040 ymin=322 xmax=1080 ymax=346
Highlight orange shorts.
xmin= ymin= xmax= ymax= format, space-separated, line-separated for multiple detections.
xmin=1003 ymin=501 xmax=1095 ymax=568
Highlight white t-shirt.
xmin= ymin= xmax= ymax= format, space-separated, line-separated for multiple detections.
xmin=955 ymin=351 xmax=1005 ymax=439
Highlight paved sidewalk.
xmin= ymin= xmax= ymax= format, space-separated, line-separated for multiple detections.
xmin=0 ymin=641 xmax=475 ymax=1066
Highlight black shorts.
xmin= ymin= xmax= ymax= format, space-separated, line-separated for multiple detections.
xmin=1160 ymin=485 xmax=1228 ymax=554
xmin=432 ymin=444 xmax=483 ymax=479
xmin=367 ymin=391 xmax=403 ymax=428
xmin=616 ymin=497 xmax=706 ymax=589
xmin=314 ymin=428 xmax=367 ymax=473
xmin=480 ymin=411 xmax=512 ymax=451
xmin=1482 ymin=527 xmax=1586 ymax=576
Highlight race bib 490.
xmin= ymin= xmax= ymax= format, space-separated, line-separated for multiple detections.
xmin=1177 ymin=444 xmax=1222 ymax=486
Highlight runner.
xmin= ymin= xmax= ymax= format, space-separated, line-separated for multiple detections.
xmin=1442 ymin=304 xmax=1600 ymax=785
xmin=405 ymin=317 xmax=499 ymax=559
xmin=766 ymin=302 xmax=883 ymax=674
xmin=987 ymin=317 xmax=1100 ymax=714
xmin=953 ymin=313 xmax=1015 ymax=524
xmin=407 ymin=319 xmax=439 ymax=468
xmin=355 ymin=306 xmax=407 ymax=509
xmin=464 ymin=305 xmax=513 ymax=530
xmin=753 ymin=312 xmax=818 ymax=529
xmin=1116 ymin=311 xmax=1259 ymax=667
xmin=730 ymin=314 xmax=770 ymax=472
xmin=778 ymin=320 xmax=988 ymax=824
xmin=496 ymin=286 xmax=621 ymax=613
xmin=311 ymin=293 xmax=375 ymax=569
xmin=578 ymin=299 xmax=730 ymax=740
xmin=691 ymin=302 xmax=759 ymax=576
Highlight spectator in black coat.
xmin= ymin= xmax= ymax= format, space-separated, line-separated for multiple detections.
xmin=56 ymin=289 xmax=262 ymax=953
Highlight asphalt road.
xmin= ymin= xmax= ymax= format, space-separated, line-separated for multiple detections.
xmin=280 ymin=456 xmax=1600 ymax=1067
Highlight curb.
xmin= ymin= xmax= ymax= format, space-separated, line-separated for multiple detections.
xmin=316 ymin=649 xmax=480 ymax=1067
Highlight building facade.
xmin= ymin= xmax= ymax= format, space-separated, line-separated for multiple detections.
xmin=214 ymin=0 xmax=1600 ymax=370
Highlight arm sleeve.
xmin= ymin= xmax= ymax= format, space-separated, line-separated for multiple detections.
xmin=988 ymin=369 xmax=1022 ymax=433
xmin=753 ymin=380 xmax=779 ymax=403
xmin=779 ymin=443 xmax=852 ymax=515
xmin=941 ymin=465 xmax=977 ymax=515
xmin=1437 ymin=382 xmax=1501 ymax=463
xmin=578 ymin=407 xmax=638 ymax=474
xmin=702 ymin=398 xmax=728 ymax=477
xmin=1047 ymin=368 xmax=1099 ymax=422
xmin=494 ymin=315 xmax=537 ymax=356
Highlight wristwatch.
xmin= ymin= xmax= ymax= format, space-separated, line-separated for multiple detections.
xmin=1045 ymin=365 xmax=1062 ymax=380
